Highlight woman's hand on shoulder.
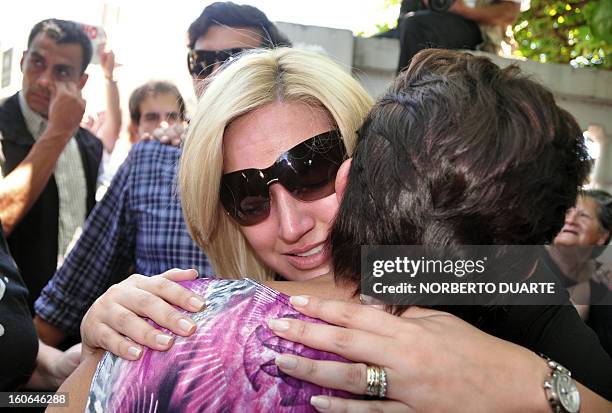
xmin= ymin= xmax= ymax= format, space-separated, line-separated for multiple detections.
xmin=80 ymin=268 xmax=205 ymax=360
xmin=267 ymin=296 xmax=551 ymax=413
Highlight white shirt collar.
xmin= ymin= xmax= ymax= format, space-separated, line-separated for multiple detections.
xmin=18 ymin=91 xmax=48 ymax=140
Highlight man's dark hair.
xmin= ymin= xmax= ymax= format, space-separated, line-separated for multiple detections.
xmin=582 ymin=189 xmax=612 ymax=245
xmin=187 ymin=2 xmax=291 ymax=49
xmin=27 ymin=18 xmax=93 ymax=74
xmin=128 ymin=80 xmax=186 ymax=124
xmin=331 ymin=49 xmax=590 ymax=313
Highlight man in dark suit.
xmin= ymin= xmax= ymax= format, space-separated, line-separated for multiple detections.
xmin=0 ymin=18 xmax=102 ymax=311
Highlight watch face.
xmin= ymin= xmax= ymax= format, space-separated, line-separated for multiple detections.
xmin=554 ymin=373 xmax=580 ymax=413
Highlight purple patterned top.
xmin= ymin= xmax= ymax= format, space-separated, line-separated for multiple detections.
xmin=86 ymin=278 xmax=355 ymax=412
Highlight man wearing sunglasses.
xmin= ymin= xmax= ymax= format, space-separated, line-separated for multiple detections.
xmin=186 ymin=2 xmax=290 ymax=95
xmin=34 ymin=2 xmax=291 ymax=350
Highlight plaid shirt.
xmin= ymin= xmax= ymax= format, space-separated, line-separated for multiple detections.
xmin=35 ymin=140 xmax=212 ymax=336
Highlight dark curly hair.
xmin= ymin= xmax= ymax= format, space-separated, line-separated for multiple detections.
xmin=331 ymin=49 xmax=591 ymax=314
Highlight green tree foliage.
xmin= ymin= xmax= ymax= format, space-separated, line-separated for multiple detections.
xmin=373 ymin=0 xmax=611 ymax=69
xmin=514 ymin=0 xmax=611 ymax=69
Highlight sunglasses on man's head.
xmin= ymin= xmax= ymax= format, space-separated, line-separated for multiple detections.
xmin=220 ymin=130 xmax=347 ymax=226
xmin=187 ymin=48 xmax=247 ymax=78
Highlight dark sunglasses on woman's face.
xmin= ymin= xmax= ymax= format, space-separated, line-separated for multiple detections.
xmin=220 ymin=130 xmax=347 ymax=226
xmin=187 ymin=48 xmax=247 ymax=78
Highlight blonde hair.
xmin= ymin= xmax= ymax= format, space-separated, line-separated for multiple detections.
xmin=179 ymin=47 xmax=373 ymax=280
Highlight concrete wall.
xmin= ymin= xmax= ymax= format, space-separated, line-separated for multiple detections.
xmin=275 ymin=22 xmax=354 ymax=72
xmin=277 ymin=22 xmax=612 ymax=191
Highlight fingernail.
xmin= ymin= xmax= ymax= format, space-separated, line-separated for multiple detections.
xmin=179 ymin=318 xmax=196 ymax=334
xmin=290 ymin=296 xmax=309 ymax=307
xmin=275 ymin=354 xmax=297 ymax=370
xmin=127 ymin=346 xmax=142 ymax=359
xmin=267 ymin=318 xmax=290 ymax=332
xmin=310 ymin=396 xmax=331 ymax=410
xmin=155 ymin=334 xmax=173 ymax=346
xmin=189 ymin=296 xmax=205 ymax=311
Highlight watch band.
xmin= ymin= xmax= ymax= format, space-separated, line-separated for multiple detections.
xmin=540 ymin=354 xmax=580 ymax=413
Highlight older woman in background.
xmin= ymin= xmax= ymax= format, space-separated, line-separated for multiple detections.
xmin=547 ymin=189 xmax=612 ymax=355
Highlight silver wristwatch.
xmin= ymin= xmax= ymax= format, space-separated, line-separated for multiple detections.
xmin=542 ymin=356 xmax=581 ymax=413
